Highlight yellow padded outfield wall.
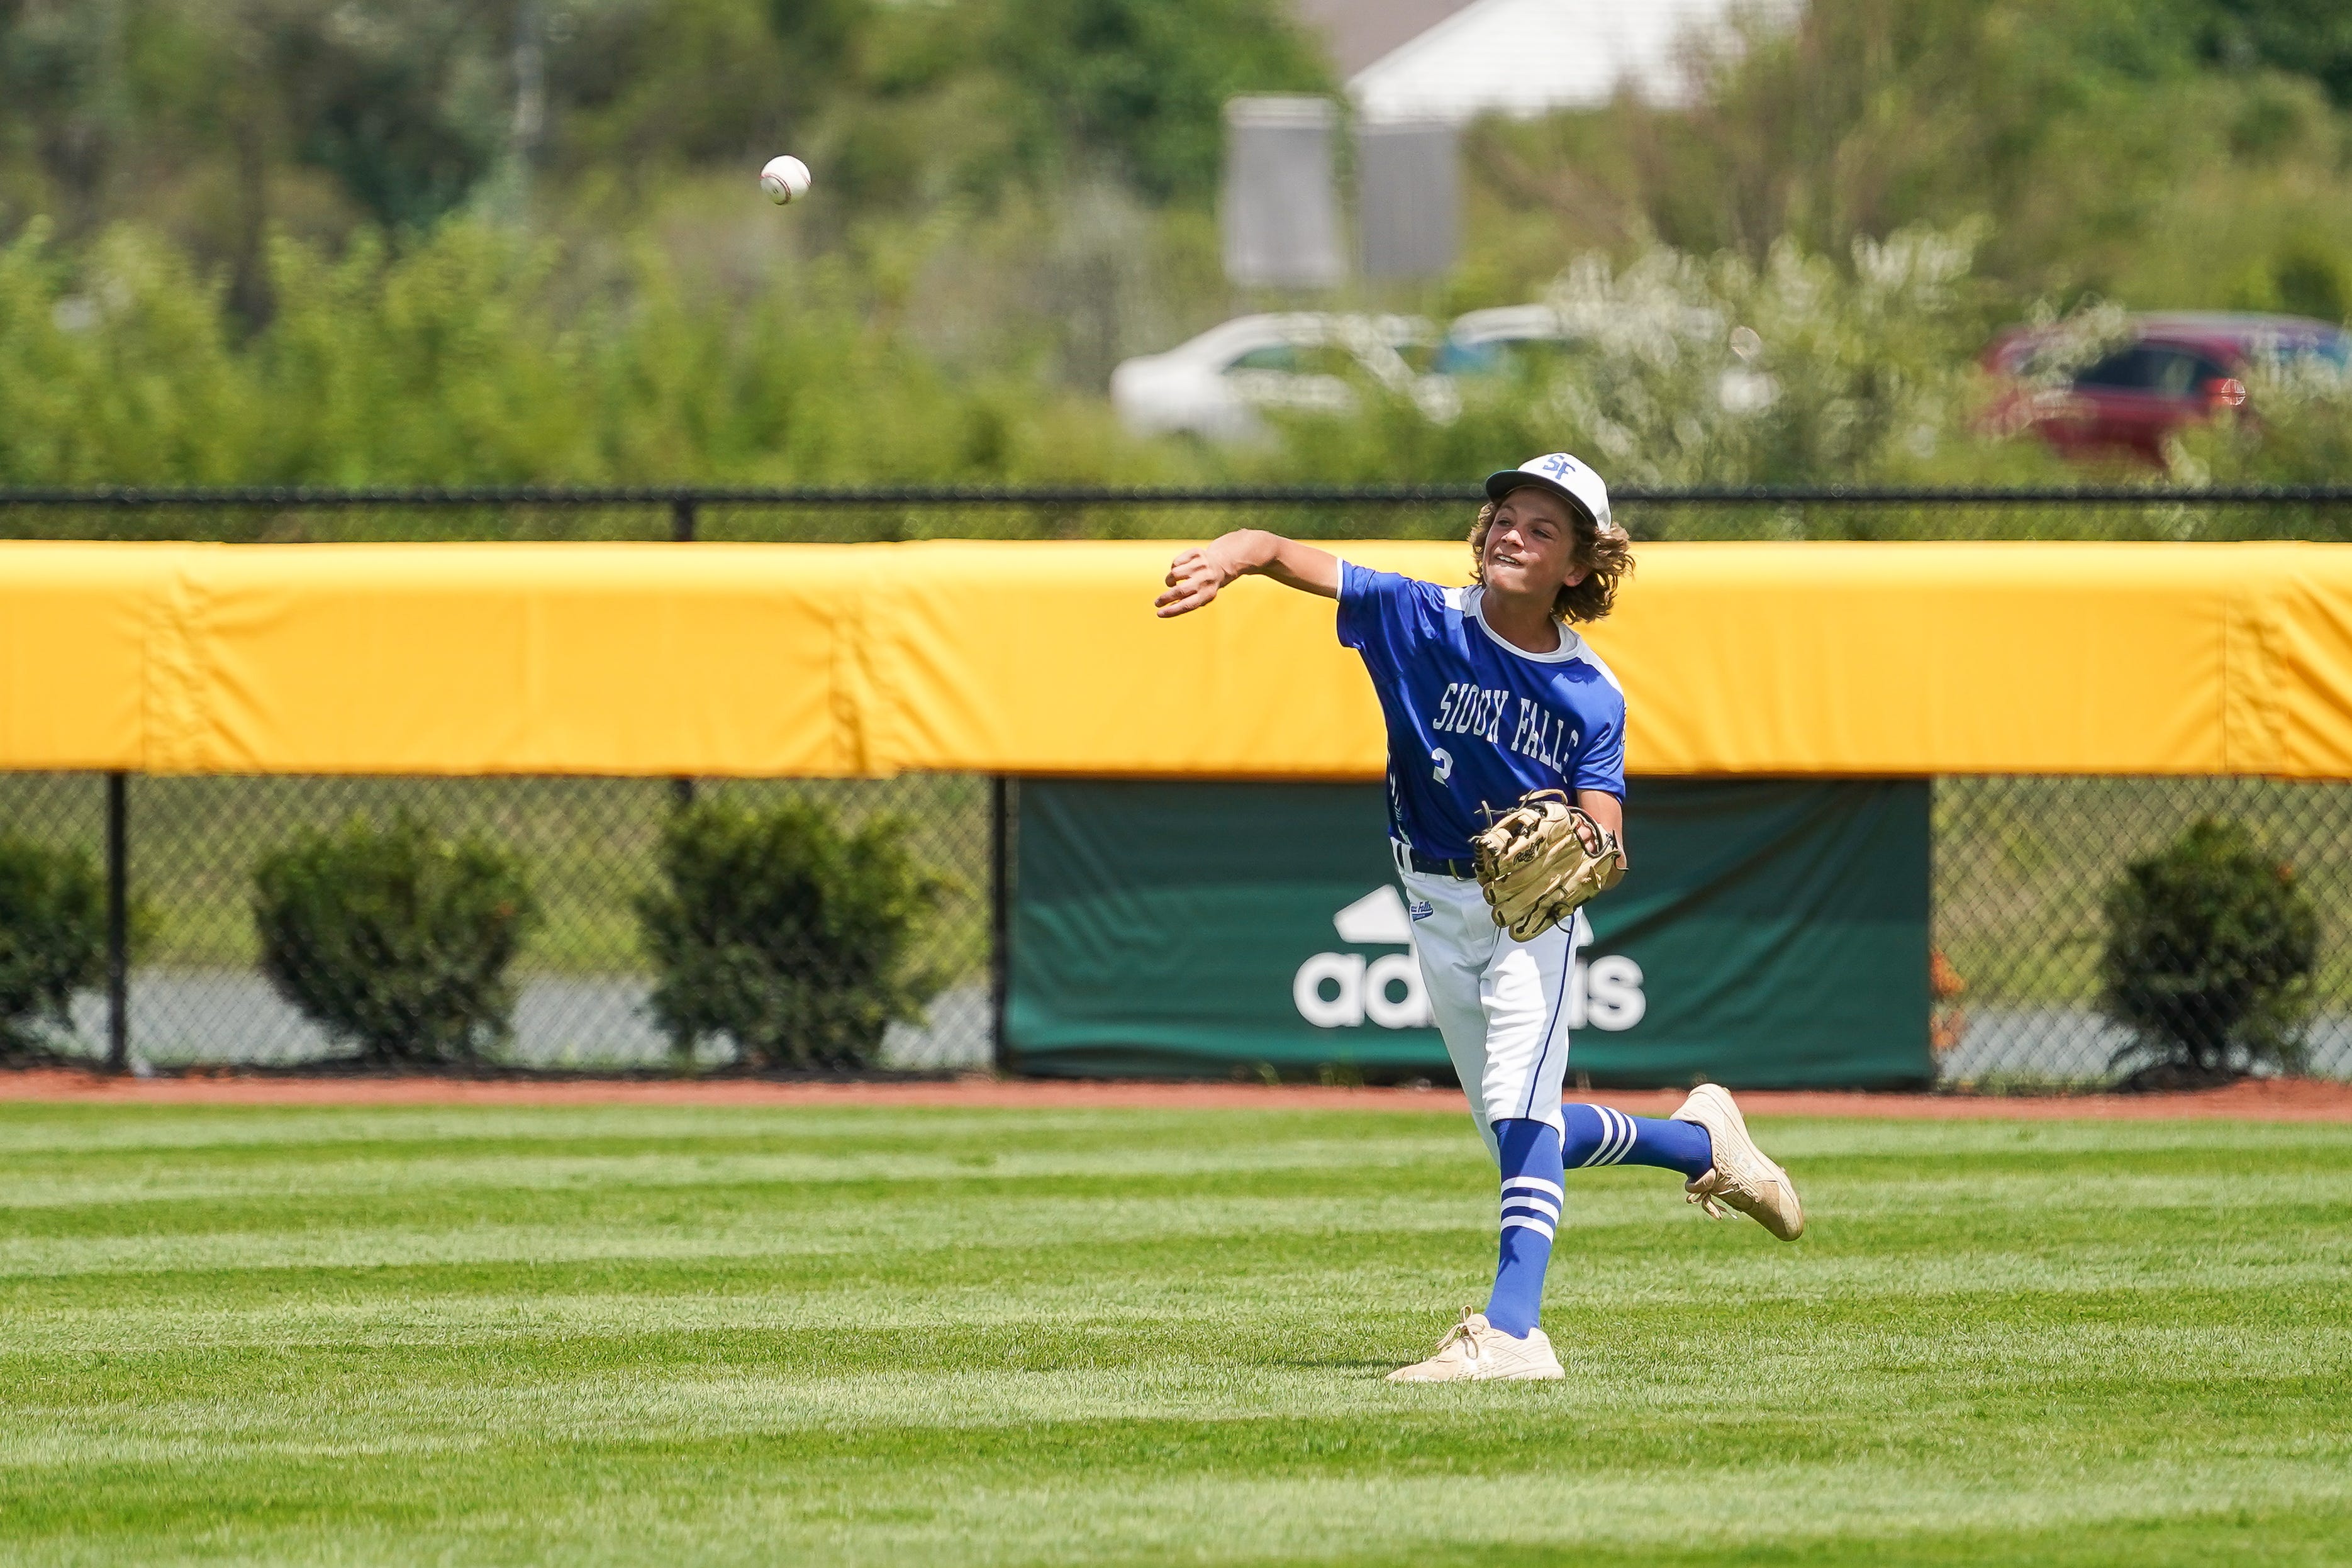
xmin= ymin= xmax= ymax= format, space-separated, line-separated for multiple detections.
xmin=6 ymin=538 xmax=2352 ymax=779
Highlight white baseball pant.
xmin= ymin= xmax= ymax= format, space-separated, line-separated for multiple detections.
xmin=1398 ymin=857 xmax=1591 ymax=1165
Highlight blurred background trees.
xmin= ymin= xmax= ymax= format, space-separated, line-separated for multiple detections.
xmin=1 ymin=0 xmax=2349 ymax=486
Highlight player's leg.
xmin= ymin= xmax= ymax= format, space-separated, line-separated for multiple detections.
xmin=1411 ymin=877 xmax=1803 ymax=1250
xmin=1558 ymin=1093 xmax=1801 ymax=1237
xmin=1559 ymin=1102 xmax=1713 ymax=1180
xmin=1466 ymin=918 xmax=1575 ymax=1352
xmin=1387 ymin=914 xmax=1575 ymax=1380
xmin=1387 ymin=873 xmax=1563 ymax=1381
xmin=1388 ymin=1111 xmax=1566 ymax=1381
xmin=1558 ymin=1091 xmax=1803 ymax=1237
xmin=1399 ymin=870 xmax=1503 ymax=1162
xmin=1482 ymin=1115 xmax=1563 ymax=1338
xmin=1466 ymin=911 xmax=1575 ymax=1139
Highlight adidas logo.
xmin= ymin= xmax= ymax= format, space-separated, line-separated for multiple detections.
xmin=1291 ymin=887 xmax=1647 ymax=1032
xmin=1294 ymin=888 xmax=1430 ymax=1029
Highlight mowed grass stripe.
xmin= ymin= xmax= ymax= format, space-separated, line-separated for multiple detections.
xmin=0 ymin=1104 xmax=1473 ymax=1155
xmin=1 ymin=1103 xmax=2346 ymax=1566
xmin=4 ymin=1213 xmax=2349 ymax=1313
xmin=0 ymin=1135 xmax=1477 ymax=1211
xmin=2 ymin=1102 xmax=2337 ymax=1159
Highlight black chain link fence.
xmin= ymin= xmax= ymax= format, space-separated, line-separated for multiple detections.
xmin=1933 ymin=776 xmax=2352 ymax=1087
xmin=6 ymin=486 xmax=2352 ymax=545
xmin=8 ymin=489 xmax=2352 ymax=1085
xmin=6 ymin=769 xmax=2350 ymax=1084
xmin=0 ymin=772 xmax=995 ymax=1074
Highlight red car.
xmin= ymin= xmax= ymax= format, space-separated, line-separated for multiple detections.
xmin=1981 ymin=312 xmax=2351 ymax=464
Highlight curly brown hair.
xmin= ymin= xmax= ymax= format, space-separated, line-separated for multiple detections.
xmin=1468 ymin=495 xmax=1634 ymax=623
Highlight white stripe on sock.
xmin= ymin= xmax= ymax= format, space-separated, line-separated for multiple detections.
xmin=1502 ymin=1176 xmax=1565 ymax=1202
xmin=1500 ymin=1214 xmax=1557 ymax=1241
xmin=1578 ymin=1111 xmax=1615 ymax=1168
xmin=1502 ymin=1195 xmax=1561 ymax=1223
xmin=1593 ymin=1108 xmax=1628 ymax=1166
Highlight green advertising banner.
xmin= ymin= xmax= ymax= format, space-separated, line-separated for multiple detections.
xmin=1006 ymin=778 xmax=1932 ymax=1088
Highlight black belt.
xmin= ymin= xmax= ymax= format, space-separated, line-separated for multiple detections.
xmin=1400 ymin=847 xmax=1476 ymax=880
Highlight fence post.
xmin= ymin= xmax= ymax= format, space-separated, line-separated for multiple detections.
xmin=671 ymin=495 xmax=698 ymax=810
xmin=990 ymin=776 xmax=1015 ymax=1074
xmin=104 ymin=772 xmax=128 ymax=1072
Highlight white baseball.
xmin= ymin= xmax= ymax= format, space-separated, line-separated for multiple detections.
xmin=759 ymin=155 xmax=811 ymax=205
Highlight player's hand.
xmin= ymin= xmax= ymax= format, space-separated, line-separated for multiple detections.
xmin=1156 ymin=530 xmax=1334 ymax=615
xmin=1156 ymin=545 xmax=1237 ymax=618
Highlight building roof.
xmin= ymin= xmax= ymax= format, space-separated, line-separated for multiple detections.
xmin=1289 ymin=0 xmax=1480 ymax=77
xmin=1302 ymin=0 xmax=1798 ymax=126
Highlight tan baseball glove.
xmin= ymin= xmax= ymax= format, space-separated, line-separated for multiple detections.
xmin=1469 ymin=789 xmax=1625 ymax=940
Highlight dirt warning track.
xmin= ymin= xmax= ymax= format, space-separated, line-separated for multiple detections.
xmin=1 ymin=1069 xmax=2348 ymax=1120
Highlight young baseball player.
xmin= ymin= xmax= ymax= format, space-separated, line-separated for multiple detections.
xmin=1157 ymin=453 xmax=1803 ymax=1382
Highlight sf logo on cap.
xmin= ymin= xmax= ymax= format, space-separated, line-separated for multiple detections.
xmin=1540 ymin=453 xmax=1578 ymax=478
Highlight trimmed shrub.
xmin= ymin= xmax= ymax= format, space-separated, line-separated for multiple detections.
xmin=2097 ymin=817 xmax=2319 ymax=1086
xmin=0 ymin=836 xmax=105 ymax=1057
xmin=252 ymin=813 xmax=538 ymax=1064
xmin=637 ymin=798 xmax=949 ymax=1070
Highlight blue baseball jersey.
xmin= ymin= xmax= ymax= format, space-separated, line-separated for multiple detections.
xmin=1337 ymin=562 xmax=1625 ymax=860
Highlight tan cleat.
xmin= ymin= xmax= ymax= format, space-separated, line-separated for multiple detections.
xmin=1672 ymin=1082 xmax=1805 ymax=1240
xmin=1385 ymin=1310 xmax=1565 ymax=1382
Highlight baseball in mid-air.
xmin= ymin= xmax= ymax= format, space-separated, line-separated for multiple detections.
xmin=759 ymin=155 xmax=811 ymax=205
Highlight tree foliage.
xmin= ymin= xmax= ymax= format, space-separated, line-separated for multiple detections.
xmin=981 ymin=0 xmax=1329 ymax=199
xmin=2188 ymin=0 xmax=2352 ymax=106
xmin=0 ymin=216 xmax=1169 ymax=485
xmin=1463 ymin=0 xmax=2352 ymax=313
xmin=2 ymin=0 xmax=2351 ymax=488
xmin=1250 ymin=225 xmax=2090 ymax=493
xmin=0 ymin=0 xmax=1325 ymax=258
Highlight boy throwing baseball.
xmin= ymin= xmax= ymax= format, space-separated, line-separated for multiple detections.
xmin=1156 ymin=453 xmax=1803 ymax=1382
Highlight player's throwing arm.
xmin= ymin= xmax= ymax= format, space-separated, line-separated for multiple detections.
xmin=1156 ymin=529 xmax=1342 ymax=614
xmin=1157 ymin=454 xmax=1805 ymax=1384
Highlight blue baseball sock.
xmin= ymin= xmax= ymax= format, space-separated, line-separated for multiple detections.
xmin=1561 ymin=1103 xmax=1714 ymax=1181
xmin=1483 ymin=1118 xmax=1564 ymax=1339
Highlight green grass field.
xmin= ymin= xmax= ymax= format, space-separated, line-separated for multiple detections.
xmin=4 ymin=1101 xmax=2349 ymax=1566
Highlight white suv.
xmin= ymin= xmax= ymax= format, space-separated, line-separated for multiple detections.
xmin=1110 ymin=313 xmax=1440 ymax=440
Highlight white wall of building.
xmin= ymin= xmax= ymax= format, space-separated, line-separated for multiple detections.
xmin=1349 ymin=0 xmax=1797 ymax=125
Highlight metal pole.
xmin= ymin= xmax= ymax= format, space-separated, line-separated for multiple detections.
xmin=104 ymin=772 xmax=128 ymax=1072
xmin=508 ymin=0 xmax=545 ymax=220
xmin=989 ymin=776 xmax=1014 ymax=1074
xmin=671 ymin=497 xmax=697 ymax=811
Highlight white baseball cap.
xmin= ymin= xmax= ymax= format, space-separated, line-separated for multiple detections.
xmin=1485 ymin=452 xmax=1616 ymax=537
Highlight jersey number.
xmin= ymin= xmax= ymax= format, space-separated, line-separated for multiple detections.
xmin=1430 ymin=747 xmax=1453 ymax=783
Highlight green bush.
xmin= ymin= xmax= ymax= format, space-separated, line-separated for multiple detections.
xmin=637 ymin=798 xmax=950 ymax=1070
xmin=0 ymin=836 xmax=105 ymax=1057
xmin=2097 ymin=816 xmax=2319 ymax=1085
xmin=251 ymin=813 xmax=538 ymax=1064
